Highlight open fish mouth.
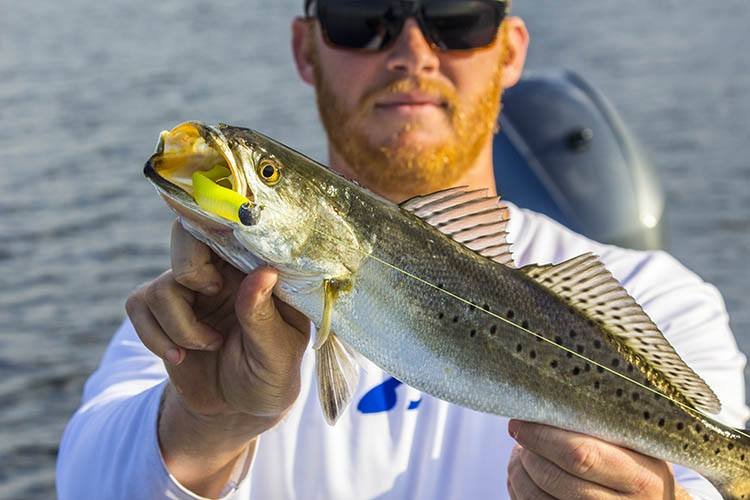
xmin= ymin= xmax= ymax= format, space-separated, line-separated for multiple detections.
xmin=144 ymin=122 xmax=255 ymax=224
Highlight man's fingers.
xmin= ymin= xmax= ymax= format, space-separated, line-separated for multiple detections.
xmin=276 ymin=299 xmax=312 ymax=338
xmin=126 ymin=292 xmax=184 ymax=365
xmin=144 ymin=273 xmax=224 ymax=350
xmin=235 ymin=268 xmax=310 ymax=353
xmin=519 ymin=447 xmax=618 ymax=499
xmin=170 ymin=220 xmax=223 ymax=294
xmin=507 ymin=446 xmax=556 ymax=500
xmin=236 ymin=267 xmax=280 ymax=333
xmin=508 ymin=419 xmax=657 ymax=493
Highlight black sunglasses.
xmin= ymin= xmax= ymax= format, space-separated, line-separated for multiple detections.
xmin=305 ymin=0 xmax=509 ymax=52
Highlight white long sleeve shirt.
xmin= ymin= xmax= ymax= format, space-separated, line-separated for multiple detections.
xmin=57 ymin=204 xmax=749 ymax=499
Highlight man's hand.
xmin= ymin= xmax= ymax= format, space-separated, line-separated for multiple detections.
xmin=507 ymin=420 xmax=691 ymax=500
xmin=125 ymin=220 xmax=311 ymax=495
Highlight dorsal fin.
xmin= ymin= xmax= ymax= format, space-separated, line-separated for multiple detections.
xmin=521 ymin=253 xmax=721 ymax=414
xmin=401 ymin=187 xmax=514 ymax=267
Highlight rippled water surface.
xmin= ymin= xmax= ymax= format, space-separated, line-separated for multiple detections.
xmin=1 ymin=1 xmax=749 ymax=497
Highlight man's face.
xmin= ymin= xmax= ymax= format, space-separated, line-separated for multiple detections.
xmin=297 ymin=12 xmax=523 ymax=199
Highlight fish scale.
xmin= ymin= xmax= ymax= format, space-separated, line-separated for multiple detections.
xmin=146 ymin=122 xmax=750 ymax=498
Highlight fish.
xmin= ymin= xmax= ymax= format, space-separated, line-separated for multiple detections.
xmin=144 ymin=121 xmax=750 ymax=498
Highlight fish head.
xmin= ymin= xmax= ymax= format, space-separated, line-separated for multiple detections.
xmin=145 ymin=121 xmax=368 ymax=281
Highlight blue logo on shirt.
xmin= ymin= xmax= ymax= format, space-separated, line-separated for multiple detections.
xmin=357 ymin=377 xmax=423 ymax=413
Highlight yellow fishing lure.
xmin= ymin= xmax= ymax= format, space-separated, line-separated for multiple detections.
xmin=191 ymin=165 xmax=251 ymax=224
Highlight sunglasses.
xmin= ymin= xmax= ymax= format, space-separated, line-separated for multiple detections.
xmin=306 ymin=0 xmax=509 ymax=52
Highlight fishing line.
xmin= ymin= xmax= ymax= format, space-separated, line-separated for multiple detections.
xmin=244 ymin=199 xmax=747 ymax=439
xmin=364 ymin=251 xmax=749 ymax=439
xmin=180 ymin=156 xmax=748 ymax=439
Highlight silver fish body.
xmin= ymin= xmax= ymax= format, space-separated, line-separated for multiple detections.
xmin=146 ymin=122 xmax=750 ymax=498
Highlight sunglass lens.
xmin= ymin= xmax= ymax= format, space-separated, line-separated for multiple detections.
xmin=422 ymin=1 xmax=503 ymax=50
xmin=319 ymin=1 xmax=399 ymax=50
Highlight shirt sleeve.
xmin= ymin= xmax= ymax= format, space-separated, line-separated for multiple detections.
xmin=56 ymin=319 xmax=255 ymax=499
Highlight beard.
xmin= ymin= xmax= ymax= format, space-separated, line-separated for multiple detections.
xmin=310 ymin=28 xmax=509 ymax=199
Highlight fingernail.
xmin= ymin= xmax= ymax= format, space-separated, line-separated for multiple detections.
xmin=202 ymin=284 xmax=220 ymax=296
xmin=165 ymin=348 xmax=182 ymax=365
xmin=508 ymin=419 xmax=519 ymax=439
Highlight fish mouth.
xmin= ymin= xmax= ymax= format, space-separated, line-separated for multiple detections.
xmin=144 ymin=122 xmax=253 ymax=224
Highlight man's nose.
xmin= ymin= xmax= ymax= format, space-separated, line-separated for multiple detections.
xmin=385 ymin=18 xmax=439 ymax=76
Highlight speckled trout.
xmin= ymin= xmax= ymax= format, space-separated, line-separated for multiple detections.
xmin=145 ymin=122 xmax=750 ymax=498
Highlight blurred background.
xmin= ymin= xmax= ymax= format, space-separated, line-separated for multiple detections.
xmin=1 ymin=0 xmax=748 ymax=497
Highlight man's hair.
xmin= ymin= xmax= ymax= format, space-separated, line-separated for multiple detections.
xmin=304 ymin=0 xmax=511 ymax=17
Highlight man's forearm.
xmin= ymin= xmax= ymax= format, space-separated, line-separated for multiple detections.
xmin=157 ymin=383 xmax=275 ymax=497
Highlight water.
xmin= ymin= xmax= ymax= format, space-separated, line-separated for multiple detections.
xmin=0 ymin=1 xmax=748 ymax=497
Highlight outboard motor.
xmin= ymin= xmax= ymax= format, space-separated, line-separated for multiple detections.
xmin=493 ymin=69 xmax=665 ymax=250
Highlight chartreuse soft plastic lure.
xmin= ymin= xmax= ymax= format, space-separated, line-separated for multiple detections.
xmin=191 ymin=165 xmax=258 ymax=225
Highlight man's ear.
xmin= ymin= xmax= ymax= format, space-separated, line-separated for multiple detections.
xmin=292 ymin=17 xmax=316 ymax=86
xmin=500 ymin=17 xmax=529 ymax=89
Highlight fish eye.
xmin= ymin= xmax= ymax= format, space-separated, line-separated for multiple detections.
xmin=257 ymin=159 xmax=281 ymax=185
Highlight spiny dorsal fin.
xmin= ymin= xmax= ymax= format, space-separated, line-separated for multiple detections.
xmin=316 ymin=332 xmax=360 ymax=425
xmin=521 ymin=253 xmax=721 ymax=414
xmin=401 ymin=186 xmax=514 ymax=267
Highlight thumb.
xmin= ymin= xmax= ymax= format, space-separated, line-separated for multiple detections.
xmin=235 ymin=267 xmax=280 ymax=336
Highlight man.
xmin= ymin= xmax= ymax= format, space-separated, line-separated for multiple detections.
xmin=57 ymin=1 xmax=748 ymax=498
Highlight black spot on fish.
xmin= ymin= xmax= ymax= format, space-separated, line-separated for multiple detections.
xmin=728 ymin=443 xmax=734 ymax=450
xmin=572 ymin=367 xmax=580 ymax=375
xmin=643 ymin=411 xmax=650 ymax=420
xmin=596 ymin=366 xmax=604 ymax=374
xmin=584 ymin=364 xmax=591 ymax=372
xmin=469 ymin=329 xmax=476 ymax=337
xmin=529 ymin=350 xmax=537 ymax=359
xmin=616 ymin=388 xmax=623 ymax=397
xmin=632 ymin=392 xmax=640 ymax=402
xmin=521 ymin=320 xmax=529 ymax=329
xmin=658 ymin=418 xmax=665 ymax=427
xmin=593 ymin=340 xmax=602 ymax=349
xmin=453 ymin=316 xmax=459 ymax=323
xmin=483 ymin=304 xmax=490 ymax=311
xmin=683 ymin=443 xmax=689 ymax=451
xmin=490 ymin=325 xmax=497 ymax=334
xmin=695 ymin=424 xmax=702 ymax=433
xmin=566 ymin=352 xmax=573 ymax=359
xmin=611 ymin=358 xmax=620 ymax=368
xmin=676 ymin=422 xmax=684 ymax=431
xmin=612 ymin=315 xmax=621 ymax=321
xmin=516 ymin=344 xmax=523 ymax=353
xmin=576 ymin=345 xmax=585 ymax=354
xmin=704 ymin=434 xmax=710 ymax=442
xmin=715 ymin=448 xmax=721 ymax=455
xmin=627 ymin=364 xmax=634 ymax=373
xmin=741 ymin=454 xmax=745 ymax=461
xmin=507 ymin=310 xmax=515 ymax=319
xmin=550 ymin=360 xmax=558 ymax=368
xmin=438 ymin=312 xmax=444 ymax=319
xmin=438 ymin=283 xmax=444 ymax=289
xmin=569 ymin=329 xmax=577 ymax=339
xmin=554 ymin=336 xmax=562 ymax=344
xmin=594 ymin=381 xmax=600 ymax=389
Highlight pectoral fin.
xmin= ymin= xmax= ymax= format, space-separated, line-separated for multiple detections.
xmin=316 ymin=332 xmax=360 ymax=425
xmin=313 ymin=278 xmax=358 ymax=424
